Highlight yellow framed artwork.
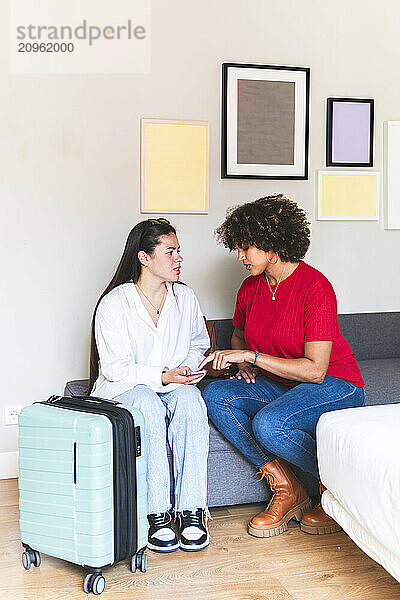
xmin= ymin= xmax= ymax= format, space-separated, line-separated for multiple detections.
xmin=140 ymin=119 xmax=209 ymax=214
xmin=317 ymin=171 xmax=379 ymax=221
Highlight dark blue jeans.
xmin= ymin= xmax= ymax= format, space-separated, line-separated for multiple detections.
xmin=203 ymin=375 xmax=365 ymax=478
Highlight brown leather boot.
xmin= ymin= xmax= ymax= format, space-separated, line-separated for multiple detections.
xmin=248 ymin=458 xmax=312 ymax=538
xmin=300 ymin=483 xmax=342 ymax=535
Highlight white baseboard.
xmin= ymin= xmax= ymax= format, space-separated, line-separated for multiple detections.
xmin=0 ymin=451 xmax=18 ymax=479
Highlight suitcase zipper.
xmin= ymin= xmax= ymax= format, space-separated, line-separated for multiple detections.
xmin=40 ymin=396 xmax=138 ymax=564
xmin=73 ymin=442 xmax=77 ymax=485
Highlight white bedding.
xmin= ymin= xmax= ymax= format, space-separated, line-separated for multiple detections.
xmin=317 ymin=404 xmax=400 ymax=582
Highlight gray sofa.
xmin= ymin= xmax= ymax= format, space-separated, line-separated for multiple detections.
xmin=65 ymin=312 xmax=400 ymax=508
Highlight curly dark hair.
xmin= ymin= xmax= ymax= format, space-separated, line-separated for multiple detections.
xmin=215 ymin=194 xmax=311 ymax=262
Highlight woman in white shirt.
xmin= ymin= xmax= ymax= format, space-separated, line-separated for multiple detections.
xmin=89 ymin=218 xmax=210 ymax=553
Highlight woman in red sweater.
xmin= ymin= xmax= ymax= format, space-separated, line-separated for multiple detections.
xmin=200 ymin=195 xmax=365 ymax=538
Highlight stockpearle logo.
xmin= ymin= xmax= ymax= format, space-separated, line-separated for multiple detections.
xmin=10 ymin=0 xmax=151 ymax=74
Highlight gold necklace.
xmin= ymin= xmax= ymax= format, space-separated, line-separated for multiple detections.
xmin=264 ymin=263 xmax=286 ymax=301
xmin=136 ymin=284 xmax=167 ymax=315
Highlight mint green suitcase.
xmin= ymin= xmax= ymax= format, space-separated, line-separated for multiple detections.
xmin=18 ymin=396 xmax=148 ymax=595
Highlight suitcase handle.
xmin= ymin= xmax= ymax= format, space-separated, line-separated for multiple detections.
xmin=47 ymin=395 xmax=119 ymax=406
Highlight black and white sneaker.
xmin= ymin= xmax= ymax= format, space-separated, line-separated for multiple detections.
xmin=147 ymin=512 xmax=179 ymax=553
xmin=177 ymin=508 xmax=210 ymax=552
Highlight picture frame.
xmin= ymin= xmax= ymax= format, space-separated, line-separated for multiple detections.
xmin=326 ymin=98 xmax=374 ymax=167
xmin=317 ymin=170 xmax=379 ymax=221
xmin=221 ymin=62 xmax=310 ymax=180
xmin=140 ymin=118 xmax=209 ymax=214
xmin=384 ymin=121 xmax=400 ymax=229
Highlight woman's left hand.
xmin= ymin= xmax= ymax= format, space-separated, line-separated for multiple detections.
xmin=198 ymin=350 xmax=248 ymax=371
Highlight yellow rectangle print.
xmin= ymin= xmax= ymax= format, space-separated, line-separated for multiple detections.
xmin=318 ymin=171 xmax=379 ymax=220
xmin=141 ymin=119 xmax=209 ymax=214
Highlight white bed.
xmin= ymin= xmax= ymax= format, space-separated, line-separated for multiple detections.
xmin=317 ymin=404 xmax=400 ymax=582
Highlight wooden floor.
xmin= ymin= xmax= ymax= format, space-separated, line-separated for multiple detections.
xmin=1 ymin=479 xmax=399 ymax=600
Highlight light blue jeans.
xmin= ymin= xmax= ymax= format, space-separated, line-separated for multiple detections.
xmin=114 ymin=384 xmax=209 ymax=514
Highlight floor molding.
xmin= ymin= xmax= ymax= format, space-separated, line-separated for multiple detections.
xmin=0 ymin=451 xmax=18 ymax=479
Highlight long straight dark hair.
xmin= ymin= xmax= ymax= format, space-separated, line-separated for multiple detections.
xmin=88 ymin=218 xmax=176 ymax=393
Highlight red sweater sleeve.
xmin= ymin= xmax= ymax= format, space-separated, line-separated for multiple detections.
xmin=303 ymin=280 xmax=339 ymax=343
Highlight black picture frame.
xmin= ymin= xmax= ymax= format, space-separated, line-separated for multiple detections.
xmin=221 ymin=62 xmax=310 ymax=180
xmin=326 ymin=97 xmax=374 ymax=167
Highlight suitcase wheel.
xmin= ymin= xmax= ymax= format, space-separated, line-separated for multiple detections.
xmin=130 ymin=551 xmax=147 ymax=573
xmin=22 ymin=550 xmax=41 ymax=570
xmin=140 ymin=554 xmax=147 ymax=573
xmin=83 ymin=573 xmax=106 ymax=595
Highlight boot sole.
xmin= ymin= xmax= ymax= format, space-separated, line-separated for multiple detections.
xmin=300 ymin=521 xmax=342 ymax=535
xmin=248 ymin=497 xmax=312 ymax=538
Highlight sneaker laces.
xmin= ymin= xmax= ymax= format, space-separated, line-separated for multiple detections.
xmin=148 ymin=512 xmax=171 ymax=528
xmin=148 ymin=512 xmax=175 ymax=542
xmin=179 ymin=509 xmax=207 ymax=541
xmin=180 ymin=509 xmax=203 ymax=529
xmin=173 ymin=507 xmax=213 ymax=522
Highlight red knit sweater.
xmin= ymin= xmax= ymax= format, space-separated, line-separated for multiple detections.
xmin=233 ymin=261 xmax=364 ymax=388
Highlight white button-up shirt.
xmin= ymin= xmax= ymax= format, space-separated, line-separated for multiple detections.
xmin=92 ymin=281 xmax=210 ymax=399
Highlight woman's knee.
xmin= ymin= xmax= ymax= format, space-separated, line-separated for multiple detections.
xmin=172 ymin=385 xmax=208 ymax=421
xmin=202 ymin=380 xmax=230 ymax=414
xmin=117 ymin=384 xmax=153 ymax=404
xmin=252 ymin=408 xmax=281 ymax=449
xmin=118 ymin=385 xmax=165 ymax=422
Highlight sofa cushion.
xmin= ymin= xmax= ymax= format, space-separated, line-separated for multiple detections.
xmin=338 ymin=312 xmax=400 ymax=361
xmin=64 ymin=379 xmax=88 ymax=397
xmin=360 ymin=358 xmax=400 ymax=406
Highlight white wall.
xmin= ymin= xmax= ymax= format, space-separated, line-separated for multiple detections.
xmin=1 ymin=0 xmax=400 ymax=462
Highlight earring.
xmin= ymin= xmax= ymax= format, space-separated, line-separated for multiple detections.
xmin=267 ymin=252 xmax=279 ymax=264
